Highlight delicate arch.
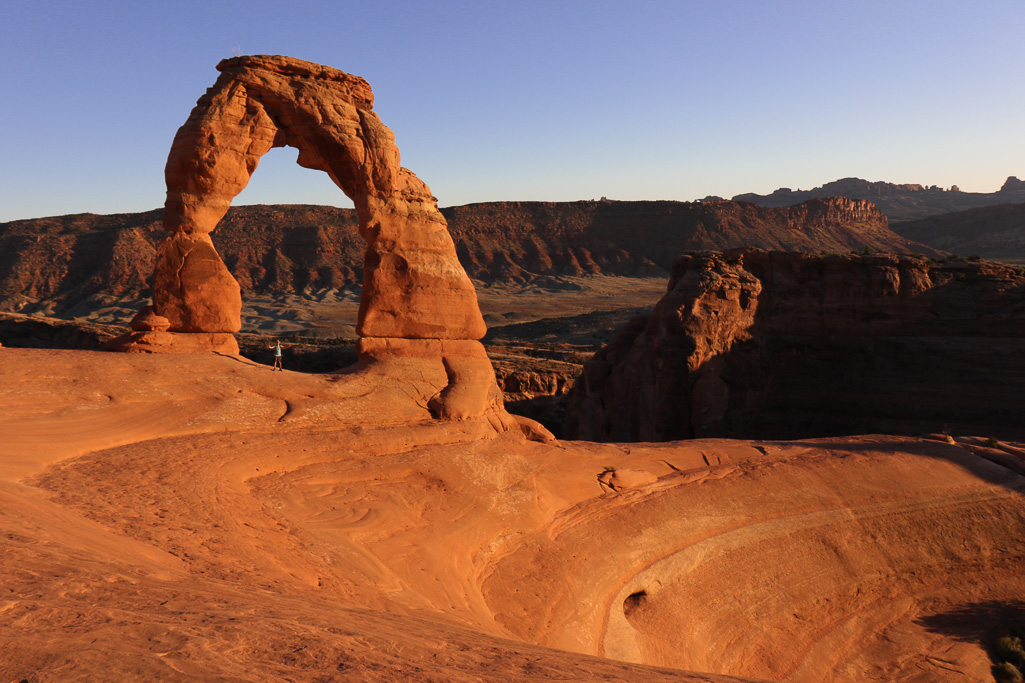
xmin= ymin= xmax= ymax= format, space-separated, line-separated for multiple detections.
xmin=156 ymin=54 xmax=485 ymax=340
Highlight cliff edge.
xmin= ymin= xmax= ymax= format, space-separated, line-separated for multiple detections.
xmin=565 ymin=250 xmax=1025 ymax=441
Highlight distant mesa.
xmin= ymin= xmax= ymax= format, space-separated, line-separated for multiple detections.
xmin=1001 ymin=175 xmax=1025 ymax=192
xmin=734 ymin=176 xmax=1025 ymax=222
xmin=733 ymin=178 xmax=928 ymax=205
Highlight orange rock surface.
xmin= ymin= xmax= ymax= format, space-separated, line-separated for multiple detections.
xmin=151 ymin=232 xmax=241 ymax=333
xmin=1 ymin=347 xmax=1022 ymax=681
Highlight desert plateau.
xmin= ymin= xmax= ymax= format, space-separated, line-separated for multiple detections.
xmin=2 ymin=39 xmax=1025 ymax=683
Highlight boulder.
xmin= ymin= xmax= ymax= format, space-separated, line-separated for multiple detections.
xmin=129 ymin=306 xmax=171 ymax=332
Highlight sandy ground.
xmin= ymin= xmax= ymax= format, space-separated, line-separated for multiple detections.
xmin=1 ymin=347 xmax=1023 ymax=682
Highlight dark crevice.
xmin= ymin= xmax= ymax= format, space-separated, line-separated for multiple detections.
xmin=623 ymin=590 xmax=647 ymax=617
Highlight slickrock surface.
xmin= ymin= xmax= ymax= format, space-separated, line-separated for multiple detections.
xmin=566 ymin=250 xmax=1025 ymax=442
xmin=0 ymin=311 xmax=122 ymax=349
xmin=1 ymin=347 xmax=1023 ymax=681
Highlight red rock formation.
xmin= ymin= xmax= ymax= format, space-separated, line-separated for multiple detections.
xmin=564 ymin=253 xmax=762 ymax=441
xmin=111 ymin=55 xmax=485 ymax=345
xmin=154 ymin=54 xmax=485 ymax=343
xmin=152 ymin=233 xmax=241 ymax=333
xmin=565 ymin=250 xmax=1025 ymax=441
xmin=1 ymin=199 xmax=941 ymax=314
xmin=102 ymin=56 xmax=501 ymax=418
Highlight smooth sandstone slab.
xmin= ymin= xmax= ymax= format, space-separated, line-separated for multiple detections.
xmin=3 ymin=349 xmax=1021 ymax=682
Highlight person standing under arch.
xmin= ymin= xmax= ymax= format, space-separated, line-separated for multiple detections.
xmin=271 ymin=340 xmax=284 ymax=371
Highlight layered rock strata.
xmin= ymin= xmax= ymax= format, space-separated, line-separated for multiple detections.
xmin=892 ymin=201 xmax=1025 ymax=260
xmin=2 ymin=198 xmax=943 ymax=317
xmin=106 ymin=55 xmax=496 ymax=418
xmin=565 ymin=250 xmax=1025 ymax=441
xmin=444 ymin=196 xmax=938 ymax=281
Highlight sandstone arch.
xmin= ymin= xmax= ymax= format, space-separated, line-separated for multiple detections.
xmin=158 ymin=54 xmax=485 ymax=341
xmin=111 ymin=55 xmax=500 ymax=420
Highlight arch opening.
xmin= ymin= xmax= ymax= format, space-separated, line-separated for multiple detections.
xmin=233 ymin=146 xmax=356 ymax=211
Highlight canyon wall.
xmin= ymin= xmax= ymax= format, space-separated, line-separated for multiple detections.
xmin=565 ymin=250 xmax=1025 ymax=441
xmin=0 ymin=198 xmax=939 ymax=316
xmin=445 ymin=196 xmax=935 ymax=281
xmin=892 ymin=201 xmax=1025 ymax=260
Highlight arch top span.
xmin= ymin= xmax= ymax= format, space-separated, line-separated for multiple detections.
xmin=154 ymin=54 xmax=486 ymax=342
xmin=165 ymin=54 xmax=390 ymax=234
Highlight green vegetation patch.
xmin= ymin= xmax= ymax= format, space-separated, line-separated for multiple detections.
xmin=994 ymin=623 xmax=1025 ymax=682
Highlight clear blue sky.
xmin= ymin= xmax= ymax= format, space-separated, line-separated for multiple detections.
xmin=1 ymin=0 xmax=1022 ymax=221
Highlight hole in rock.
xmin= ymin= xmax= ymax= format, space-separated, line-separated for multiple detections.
xmin=220 ymin=147 xmax=363 ymax=373
xmin=233 ymin=146 xmax=355 ymax=209
xmin=623 ymin=590 xmax=648 ymax=616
